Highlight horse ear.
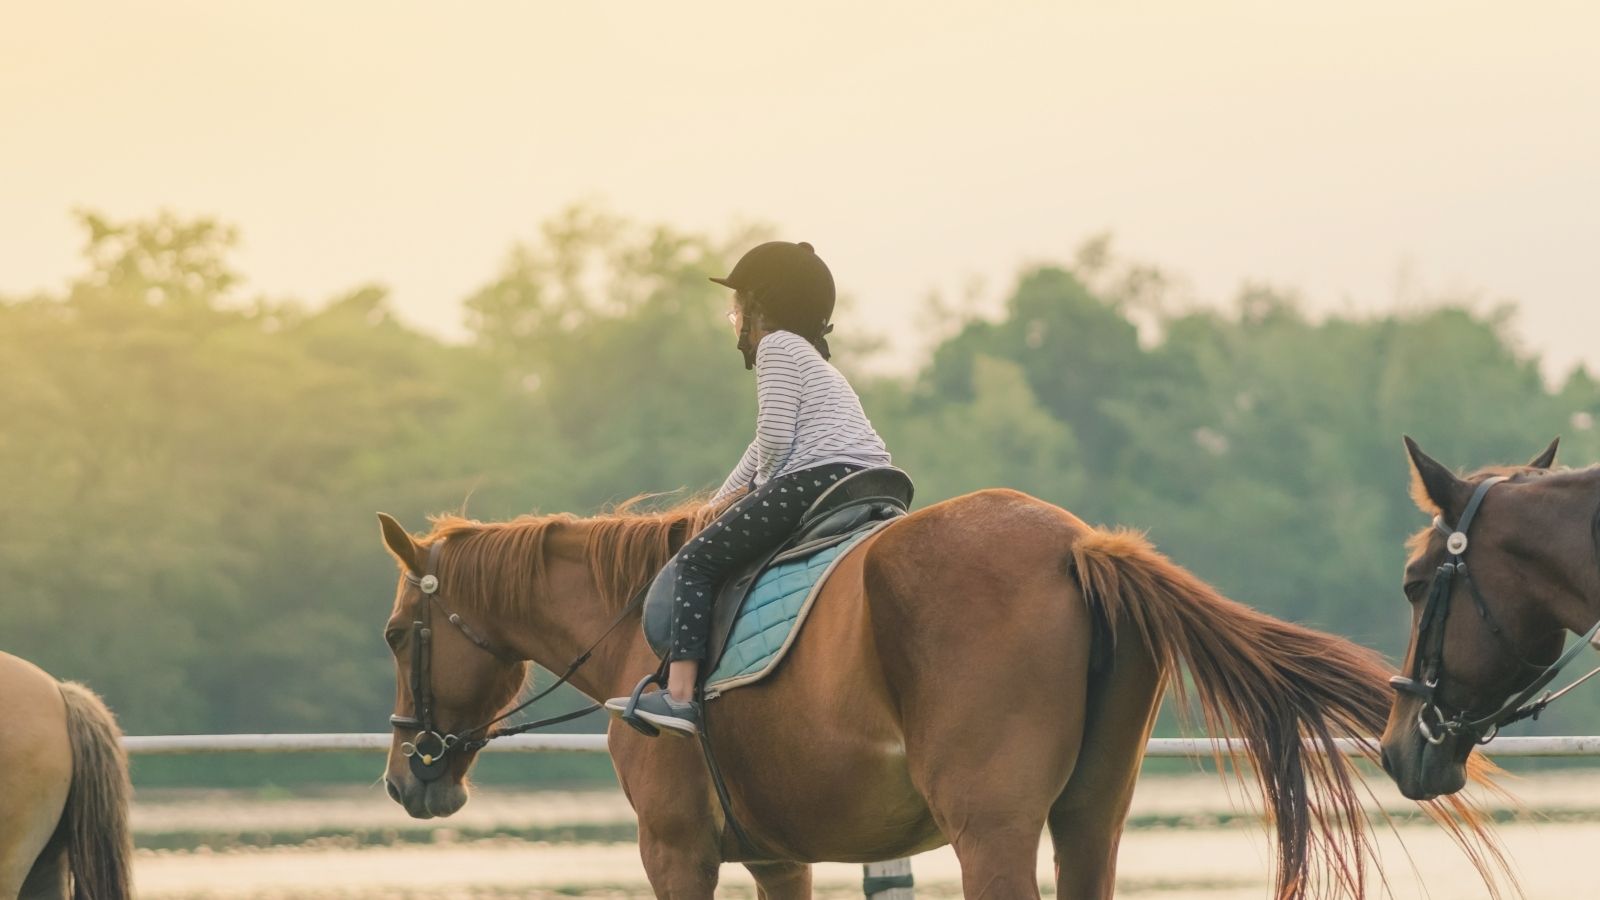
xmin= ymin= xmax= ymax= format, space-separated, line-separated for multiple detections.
xmin=377 ymin=512 xmax=421 ymax=574
xmin=1404 ymin=436 xmax=1468 ymax=517
xmin=1528 ymin=437 xmax=1560 ymax=470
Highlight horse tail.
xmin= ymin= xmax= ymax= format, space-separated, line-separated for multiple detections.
xmin=1070 ymin=526 xmax=1513 ymax=900
xmin=58 ymin=681 xmax=134 ymax=900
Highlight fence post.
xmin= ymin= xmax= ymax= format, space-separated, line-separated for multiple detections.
xmin=863 ymin=858 xmax=914 ymax=899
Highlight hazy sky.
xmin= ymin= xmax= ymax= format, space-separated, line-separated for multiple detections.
xmin=4 ymin=2 xmax=1597 ymax=377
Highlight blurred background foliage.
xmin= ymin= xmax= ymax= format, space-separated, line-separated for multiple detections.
xmin=4 ymin=206 xmax=1599 ymax=746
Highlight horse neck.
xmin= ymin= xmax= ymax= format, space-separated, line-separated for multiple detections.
xmin=1565 ymin=540 xmax=1600 ymax=638
xmin=489 ymin=521 xmax=655 ymax=703
xmin=1541 ymin=474 xmax=1600 ymax=635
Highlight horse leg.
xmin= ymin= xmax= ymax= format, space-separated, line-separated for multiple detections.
xmin=899 ymin=608 xmax=1093 ymax=899
xmin=0 ymin=788 xmax=68 ymax=900
xmin=745 ymin=861 xmax=812 ymax=900
xmin=637 ymin=824 xmax=721 ymax=900
xmin=611 ymin=727 xmax=725 ymax=900
xmin=0 ymin=824 xmax=42 ymax=900
xmin=0 ymin=670 xmax=71 ymax=900
xmin=1046 ymin=629 xmax=1163 ymax=900
xmin=17 ymin=831 xmax=68 ymax=900
xmin=918 ymin=761 xmax=1054 ymax=899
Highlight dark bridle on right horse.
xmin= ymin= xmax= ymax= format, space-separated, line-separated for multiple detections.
xmin=1390 ymin=474 xmax=1600 ymax=745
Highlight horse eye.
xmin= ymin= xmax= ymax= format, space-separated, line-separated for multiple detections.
xmin=1402 ymin=580 xmax=1427 ymax=600
xmin=385 ymin=629 xmax=404 ymax=649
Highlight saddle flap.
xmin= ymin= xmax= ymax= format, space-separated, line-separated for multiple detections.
xmin=644 ymin=536 xmax=799 ymax=664
xmin=705 ymin=521 xmax=890 ymax=696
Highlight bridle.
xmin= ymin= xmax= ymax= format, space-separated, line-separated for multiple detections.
xmin=1389 ymin=475 xmax=1600 ymax=745
xmin=388 ymin=539 xmax=645 ymax=782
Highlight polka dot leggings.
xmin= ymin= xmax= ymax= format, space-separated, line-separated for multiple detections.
xmin=669 ymin=463 xmax=864 ymax=661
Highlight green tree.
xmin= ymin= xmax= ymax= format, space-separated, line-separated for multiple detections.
xmin=6 ymin=210 xmax=1600 ymax=739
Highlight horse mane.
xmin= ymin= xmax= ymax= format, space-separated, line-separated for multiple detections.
xmin=417 ymin=495 xmax=723 ymax=618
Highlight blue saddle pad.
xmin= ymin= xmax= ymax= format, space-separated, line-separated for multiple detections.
xmin=704 ymin=524 xmax=885 ymax=696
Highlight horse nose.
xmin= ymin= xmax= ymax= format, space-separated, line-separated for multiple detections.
xmin=385 ymin=777 xmax=402 ymax=803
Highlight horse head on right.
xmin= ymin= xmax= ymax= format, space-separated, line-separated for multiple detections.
xmin=1381 ymin=435 xmax=1600 ymax=800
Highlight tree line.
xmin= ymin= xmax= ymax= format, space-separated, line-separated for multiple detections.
xmin=4 ymin=207 xmax=1597 ymax=737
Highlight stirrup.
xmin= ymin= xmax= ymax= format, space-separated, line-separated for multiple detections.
xmin=620 ymin=673 xmax=666 ymax=737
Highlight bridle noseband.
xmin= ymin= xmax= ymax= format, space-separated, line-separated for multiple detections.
xmin=1389 ymin=475 xmax=1600 ymax=745
xmin=388 ymin=539 xmax=646 ymax=783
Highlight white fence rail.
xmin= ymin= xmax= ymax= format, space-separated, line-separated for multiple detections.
xmin=122 ymin=733 xmax=1600 ymax=757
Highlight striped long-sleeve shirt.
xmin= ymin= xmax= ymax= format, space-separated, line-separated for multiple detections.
xmin=714 ymin=330 xmax=892 ymax=501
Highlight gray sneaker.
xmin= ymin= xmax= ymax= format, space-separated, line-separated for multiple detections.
xmin=604 ymin=688 xmax=699 ymax=737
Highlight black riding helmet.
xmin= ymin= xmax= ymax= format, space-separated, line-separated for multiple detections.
xmin=710 ymin=241 xmax=835 ymax=369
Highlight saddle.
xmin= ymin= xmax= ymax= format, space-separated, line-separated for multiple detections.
xmin=641 ymin=466 xmax=914 ymax=671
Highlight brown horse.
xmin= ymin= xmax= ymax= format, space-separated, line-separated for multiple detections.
xmin=0 ymin=651 xmax=133 ymax=900
xmin=378 ymin=488 xmax=1505 ymax=899
xmin=1382 ymin=437 xmax=1600 ymax=801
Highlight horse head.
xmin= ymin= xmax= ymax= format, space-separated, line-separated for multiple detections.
xmin=377 ymin=513 xmax=529 ymax=819
xmin=1380 ymin=436 xmax=1599 ymax=800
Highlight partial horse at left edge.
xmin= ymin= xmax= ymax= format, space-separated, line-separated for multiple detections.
xmin=0 ymin=651 xmax=133 ymax=900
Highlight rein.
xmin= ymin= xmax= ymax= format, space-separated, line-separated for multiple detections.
xmin=389 ymin=539 xmax=646 ymax=782
xmin=1390 ymin=475 xmax=1600 ymax=745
